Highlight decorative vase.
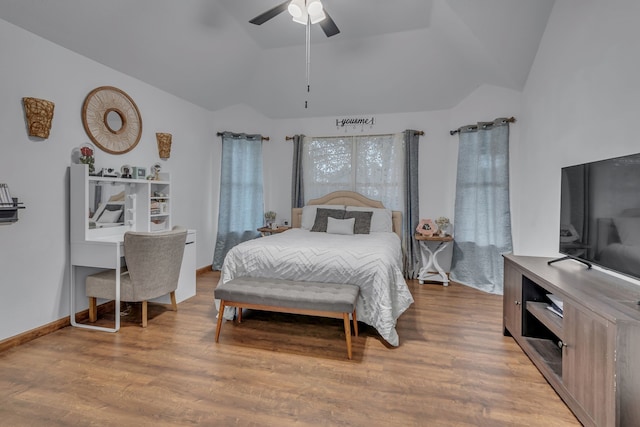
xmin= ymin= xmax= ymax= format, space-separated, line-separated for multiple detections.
xmin=156 ymin=133 xmax=172 ymax=159
xmin=23 ymin=97 xmax=55 ymax=139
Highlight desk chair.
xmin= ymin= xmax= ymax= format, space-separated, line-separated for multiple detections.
xmin=86 ymin=226 xmax=187 ymax=327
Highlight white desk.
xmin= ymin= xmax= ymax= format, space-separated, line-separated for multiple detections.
xmin=69 ymin=230 xmax=196 ymax=332
xmin=415 ymin=234 xmax=453 ymax=286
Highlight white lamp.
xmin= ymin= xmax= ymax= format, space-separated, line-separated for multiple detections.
xmin=307 ymin=0 xmax=326 ymax=24
xmin=288 ymin=0 xmax=305 ymax=19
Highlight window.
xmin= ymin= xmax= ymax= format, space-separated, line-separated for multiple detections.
xmin=302 ymin=133 xmax=404 ymax=210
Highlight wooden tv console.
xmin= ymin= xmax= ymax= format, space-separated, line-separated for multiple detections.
xmin=503 ymin=254 xmax=640 ymax=427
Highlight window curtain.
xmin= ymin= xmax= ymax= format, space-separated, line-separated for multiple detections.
xmin=450 ymin=118 xmax=513 ymax=294
xmin=212 ymin=132 xmax=264 ymax=270
xmin=403 ymin=130 xmax=421 ymax=279
xmin=291 ymin=134 xmax=305 ymax=209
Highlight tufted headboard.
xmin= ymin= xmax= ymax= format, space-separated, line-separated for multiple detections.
xmin=291 ymin=191 xmax=402 ymax=240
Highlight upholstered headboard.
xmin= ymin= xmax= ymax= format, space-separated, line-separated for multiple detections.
xmin=291 ymin=191 xmax=402 ymax=240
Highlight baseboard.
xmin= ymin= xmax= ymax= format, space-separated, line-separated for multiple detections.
xmin=197 ymin=265 xmax=214 ymax=275
xmin=1 ymin=266 xmax=212 ymax=353
xmin=0 ymin=301 xmax=115 ymax=353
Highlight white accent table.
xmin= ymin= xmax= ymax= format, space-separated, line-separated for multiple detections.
xmin=415 ymin=234 xmax=453 ymax=286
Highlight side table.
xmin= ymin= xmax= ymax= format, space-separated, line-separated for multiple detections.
xmin=415 ymin=234 xmax=454 ymax=286
xmin=257 ymin=226 xmax=291 ymax=236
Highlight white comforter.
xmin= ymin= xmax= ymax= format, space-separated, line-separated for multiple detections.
xmin=219 ymin=228 xmax=414 ymax=346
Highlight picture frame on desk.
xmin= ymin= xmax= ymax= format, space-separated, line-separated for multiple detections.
xmin=132 ymin=167 xmax=146 ymax=179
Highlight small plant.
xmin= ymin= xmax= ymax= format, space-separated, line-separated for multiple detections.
xmin=435 ymin=216 xmax=451 ymax=236
xmin=79 ymin=145 xmax=95 ymax=174
xmin=435 ymin=216 xmax=450 ymax=228
xmin=264 ymin=211 xmax=276 ymax=221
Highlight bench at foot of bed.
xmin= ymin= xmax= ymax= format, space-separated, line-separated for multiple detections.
xmin=214 ymin=277 xmax=360 ymax=360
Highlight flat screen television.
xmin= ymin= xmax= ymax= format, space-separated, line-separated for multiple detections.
xmin=554 ymin=152 xmax=640 ymax=280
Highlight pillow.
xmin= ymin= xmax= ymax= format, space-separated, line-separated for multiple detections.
xmin=97 ymin=209 xmax=123 ymax=223
xmin=613 ymin=217 xmax=640 ymax=245
xmin=346 ymin=206 xmax=392 ymax=232
xmin=301 ymin=204 xmax=344 ymax=230
xmin=311 ymin=208 xmax=345 ymax=232
xmin=344 ymin=210 xmax=373 ymax=234
xmin=326 ymin=217 xmax=355 ymax=235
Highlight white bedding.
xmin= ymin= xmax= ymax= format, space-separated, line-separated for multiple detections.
xmin=218 ymin=228 xmax=414 ymax=346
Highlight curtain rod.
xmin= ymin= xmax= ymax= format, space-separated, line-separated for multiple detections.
xmin=216 ymin=132 xmax=269 ymax=141
xmin=450 ymin=117 xmax=516 ymax=136
xmin=286 ymin=130 xmax=424 ymax=140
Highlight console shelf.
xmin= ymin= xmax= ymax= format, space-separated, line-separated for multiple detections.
xmin=503 ymin=254 xmax=640 ymax=427
xmin=526 ymin=301 xmax=563 ymax=339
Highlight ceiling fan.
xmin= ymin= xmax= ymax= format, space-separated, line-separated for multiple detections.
xmin=249 ymin=0 xmax=340 ymax=38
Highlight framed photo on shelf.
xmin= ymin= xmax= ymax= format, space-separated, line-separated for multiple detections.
xmin=132 ymin=166 xmax=146 ymax=179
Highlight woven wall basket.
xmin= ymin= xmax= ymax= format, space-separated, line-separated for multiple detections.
xmin=23 ymin=97 xmax=55 ymax=139
xmin=156 ymin=133 xmax=172 ymax=159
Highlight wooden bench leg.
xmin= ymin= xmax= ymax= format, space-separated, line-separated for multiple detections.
xmin=142 ymin=300 xmax=148 ymax=328
xmin=170 ymin=291 xmax=178 ymax=311
xmin=215 ymin=300 xmax=226 ymax=343
xmin=343 ymin=313 xmax=353 ymax=360
xmin=89 ymin=297 xmax=97 ymax=322
xmin=236 ymin=306 xmax=242 ymax=323
xmin=352 ymin=310 xmax=358 ymax=337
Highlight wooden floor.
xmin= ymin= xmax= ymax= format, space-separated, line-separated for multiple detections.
xmin=0 ymin=271 xmax=580 ymax=426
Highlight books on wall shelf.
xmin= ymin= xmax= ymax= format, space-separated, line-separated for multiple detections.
xmin=0 ymin=183 xmax=14 ymax=206
xmin=546 ymin=293 xmax=564 ymax=318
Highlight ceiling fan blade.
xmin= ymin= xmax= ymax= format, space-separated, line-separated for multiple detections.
xmin=249 ymin=1 xmax=290 ymax=25
xmin=319 ymin=10 xmax=340 ymax=37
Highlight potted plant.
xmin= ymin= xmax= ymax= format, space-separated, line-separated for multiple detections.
xmin=264 ymin=211 xmax=276 ymax=228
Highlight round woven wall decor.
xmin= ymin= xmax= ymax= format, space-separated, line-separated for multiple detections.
xmin=82 ymin=86 xmax=142 ymax=154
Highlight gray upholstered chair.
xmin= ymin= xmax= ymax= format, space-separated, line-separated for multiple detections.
xmin=86 ymin=226 xmax=188 ymax=327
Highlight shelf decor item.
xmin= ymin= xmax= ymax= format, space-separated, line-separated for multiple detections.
xmin=435 ymin=216 xmax=451 ymax=236
xmin=264 ymin=210 xmax=276 ymax=228
xmin=82 ymin=86 xmax=142 ymax=154
xmin=79 ymin=143 xmax=96 ymax=174
xmin=416 ymin=218 xmax=437 ymax=237
xmin=22 ymin=97 xmax=55 ymax=139
xmin=151 ymin=163 xmax=162 ymax=180
xmin=156 ymin=133 xmax=172 ymax=159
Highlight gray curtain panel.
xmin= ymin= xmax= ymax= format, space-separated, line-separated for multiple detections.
xmin=291 ymin=134 xmax=305 ymax=209
xmin=212 ymin=132 xmax=264 ymax=270
xmin=450 ymin=118 xmax=513 ymax=294
xmin=403 ymin=130 xmax=421 ymax=279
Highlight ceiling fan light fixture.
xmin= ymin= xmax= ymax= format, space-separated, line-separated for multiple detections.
xmin=292 ymin=9 xmax=308 ymax=25
xmin=307 ymin=0 xmax=323 ymax=14
xmin=309 ymin=8 xmax=326 ymax=24
xmin=287 ymin=0 xmax=305 ymax=19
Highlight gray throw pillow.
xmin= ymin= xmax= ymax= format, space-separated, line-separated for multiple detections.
xmin=311 ymin=208 xmax=345 ymax=232
xmin=344 ymin=210 xmax=373 ymax=234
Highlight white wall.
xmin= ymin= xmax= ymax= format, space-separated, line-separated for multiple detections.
xmin=0 ymin=19 xmax=215 ymax=341
xmin=517 ymin=0 xmax=640 ymax=257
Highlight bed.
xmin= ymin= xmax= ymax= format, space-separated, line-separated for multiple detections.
xmin=217 ymin=191 xmax=414 ymax=347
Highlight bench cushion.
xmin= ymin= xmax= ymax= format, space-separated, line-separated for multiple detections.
xmin=215 ymin=277 xmax=359 ymax=313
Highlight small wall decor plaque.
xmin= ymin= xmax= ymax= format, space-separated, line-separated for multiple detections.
xmin=335 ymin=116 xmax=375 ymax=132
xmin=23 ymin=97 xmax=55 ymax=139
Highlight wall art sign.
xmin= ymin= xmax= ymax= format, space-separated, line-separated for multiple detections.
xmin=335 ymin=116 xmax=376 ymax=132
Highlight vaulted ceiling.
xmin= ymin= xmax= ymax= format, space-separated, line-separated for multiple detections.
xmin=0 ymin=0 xmax=555 ymax=118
